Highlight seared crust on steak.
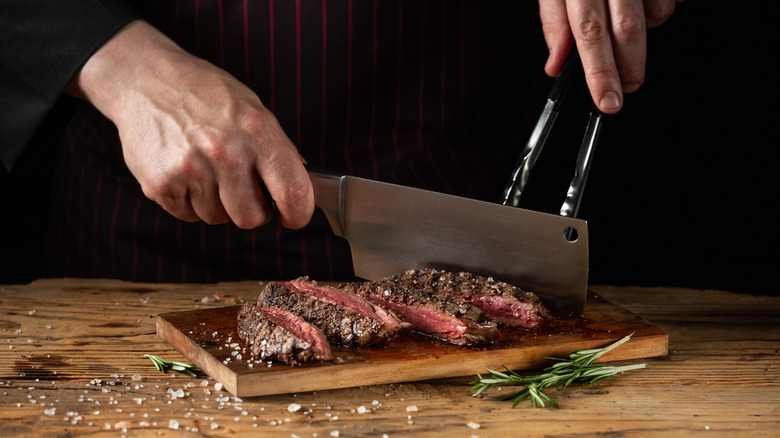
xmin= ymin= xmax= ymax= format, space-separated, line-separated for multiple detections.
xmin=384 ymin=269 xmax=552 ymax=328
xmin=237 ymin=303 xmax=333 ymax=365
xmin=350 ymin=280 xmax=498 ymax=346
xmin=258 ymin=281 xmax=402 ymax=348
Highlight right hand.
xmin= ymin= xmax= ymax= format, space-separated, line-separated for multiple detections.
xmin=539 ymin=0 xmax=681 ymax=114
xmin=72 ymin=20 xmax=313 ymax=230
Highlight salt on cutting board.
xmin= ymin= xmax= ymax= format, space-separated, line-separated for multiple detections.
xmin=156 ymin=291 xmax=667 ymax=398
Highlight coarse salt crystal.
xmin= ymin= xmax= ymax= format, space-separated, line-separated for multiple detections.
xmin=356 ymin=406 xmax=368 ymax=414
xmin=467 ymin=422 xmax=481 ymax=430
xmin=168 ymin=419 xmax=179 ymax=429
xmin=405 ymin=405 xmax=418 ymax=412
xmin=288 ymin=403 xmax=302 ymax=412
xmin=330 ymin=431 xmax=340 ymax=437
xmin=131 ymin=374 xmax=142 ymax=381
xmin=43 ymin=408 xmax=56 ymax=416
xmin=214 ymin=382 xmax=223 ymax=391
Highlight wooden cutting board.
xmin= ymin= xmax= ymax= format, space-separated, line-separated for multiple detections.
xmin=157 ymin=291 xmax=667 ymax=398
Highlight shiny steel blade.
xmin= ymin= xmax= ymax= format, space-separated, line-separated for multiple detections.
xmin=310 ymin=170 xmax=588 ymax=316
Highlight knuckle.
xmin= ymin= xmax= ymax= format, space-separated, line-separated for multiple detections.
xmin=144 ymin=172 xmax=179 ymax=199
xmin=576 ymin=17 xmax=609 ymax=42
xmin=612 ymin=15 xmax=645 ymax=39
xmin=236 ymin=108 xmax=273 ymax=141
xmin=282 ymin=178 xmax=311 ymax=209
xmin=197 ymin=129 xmax=239 ymax=172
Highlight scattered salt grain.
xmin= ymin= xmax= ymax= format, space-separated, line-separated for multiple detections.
xmin=330 ymin=431 xmax=340 ymax=437
xmin=356 ymin=405 xmax=368 ymax=414
xmin=210 ymin=422 xmax=219 ymax=430
xmin=467 ymin=422 xmax=481 ymax=430
xmin=405 ymin=405 xmax=418 ymax=412
xmin=288 ymin=403 xmax=302 ymax=412
xmin=43 ymin=408 xmax=56 ymax=416
xmin=214 ymin=382 xmax=223 ymax=391
xmin=168 ymin=419 xmax=179 ymax=429
xmin=131 ymin=374 xmax=142 ymax=382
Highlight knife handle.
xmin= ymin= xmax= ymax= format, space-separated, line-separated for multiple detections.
xmin=307 ymin=167 xmax=345 ymax=237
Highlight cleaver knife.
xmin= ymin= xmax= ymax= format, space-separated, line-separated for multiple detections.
xmin=308 ymin=169 xmax=588 ymax=317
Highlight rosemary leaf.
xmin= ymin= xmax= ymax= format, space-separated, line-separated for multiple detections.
xmin=145 ymin=355 xmax=200 ymax=377
xmin=470 ymin=334 xmax=646 ymax=408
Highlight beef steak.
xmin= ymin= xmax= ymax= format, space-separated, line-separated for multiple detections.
xmin=237 ymin=303 xmax=332 ymax=365
xmin=257 ymin=281 xmax=403 ymax=348
xmin=350 ymin=279 xmax=498 ymax=346
xmin=382 ymin=269 xmax=552 ymax=328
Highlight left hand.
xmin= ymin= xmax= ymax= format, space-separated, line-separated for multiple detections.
xmin=539 ymin=0 xmax=681 ymax=113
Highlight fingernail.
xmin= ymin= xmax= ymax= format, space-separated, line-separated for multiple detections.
xmin=599 ymin=92 xmax=621 ymax=111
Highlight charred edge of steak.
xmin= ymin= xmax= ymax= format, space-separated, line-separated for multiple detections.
xmin=351 ymin=281 xmax=498 ymax=346
xmin=287 ymin=277 xmax=410 ymax=336
xmin=258 ymin=281 xmax=399 ymax=348
xmin=386 ymin=269 xmax=552 ymax=328
xmin=237 ymin=303 xmax=332 ymax=365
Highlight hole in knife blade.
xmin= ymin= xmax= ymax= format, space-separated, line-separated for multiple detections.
xmin=563 ymin=227 xmax=579 ymax=242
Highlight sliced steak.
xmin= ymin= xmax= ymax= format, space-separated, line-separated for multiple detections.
xmin=384 ymin=269 xmax=552 ymax=328
xmin=287 ymin=277 xmax=410 ymax=339
xmin=258 ymin=281 xmax=401 ymax=348
xmin=350 ymin=280 xmax=498 ymax=346
xmin=237 ymin=303 xmax=332 ymax=365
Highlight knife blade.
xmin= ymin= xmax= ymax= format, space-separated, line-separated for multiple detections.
xmin=308 ymin=169 xmax=588 ymax=317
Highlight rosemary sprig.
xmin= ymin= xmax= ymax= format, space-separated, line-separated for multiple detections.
xmin=471 ymin=334 xmax=646 ymax=408
xmin=145 ymin=354 xmax=200 ymax=377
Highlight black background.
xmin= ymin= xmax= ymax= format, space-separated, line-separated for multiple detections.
xmin=2 ymin=1 xmax=779 ymax=295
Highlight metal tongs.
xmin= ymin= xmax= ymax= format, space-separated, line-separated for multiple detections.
xmin=501 ymin=51 xmax=603 ymax=220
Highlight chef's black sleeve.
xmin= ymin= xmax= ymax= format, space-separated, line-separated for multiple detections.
xmin=0 ymin=0 xmax=140 ymax=173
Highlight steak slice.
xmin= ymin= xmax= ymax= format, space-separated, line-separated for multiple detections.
xmin=350 ymin=280 xmax=498 ymax=346
xmin=385 ymin=269 xmax=552 ymax=328
xmin=237 ymin=303 xmax=332 ymax=365
xmin=287 ymin=277 xmax=410 ymax=340
xmin=258 ymin=281 xmax=401 ymax=348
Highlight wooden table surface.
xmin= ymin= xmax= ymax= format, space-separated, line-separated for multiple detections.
xmin=1 ymin=278 xmax=778 ymax=437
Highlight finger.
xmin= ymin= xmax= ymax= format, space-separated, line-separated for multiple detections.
xmin=153 ymin=191 xmax=201 ymax=223
xmin=645 ymin=0 xmax=677 ymax=28
xmin=567 ymin=0 xmax=623 ymax=113
xmin=608 ymin=0 xmax=647 ymax=94
xmin=258 ymin=151 xmax=314 ymax=230
xmin=138 ymin=171 xmax=201 ymax=222
xmin=219 ymin=168 xmax=274 ymax=230
xmin=172 ymin=151 xmax=231 ymax=225
xmin=539 ymin=0 xmax=574 ymax=77
xmin=189 ymin=183 xmax=231 ymax=225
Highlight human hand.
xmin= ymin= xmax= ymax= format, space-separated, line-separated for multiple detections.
xmin=72 ymin=20 xmax=313 ymax=229
xmin=539 ymin=0 xmax=681 ymax=113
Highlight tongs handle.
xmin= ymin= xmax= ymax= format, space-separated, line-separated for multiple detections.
xmin=501 ymin=51 xmax=603 ymax=220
